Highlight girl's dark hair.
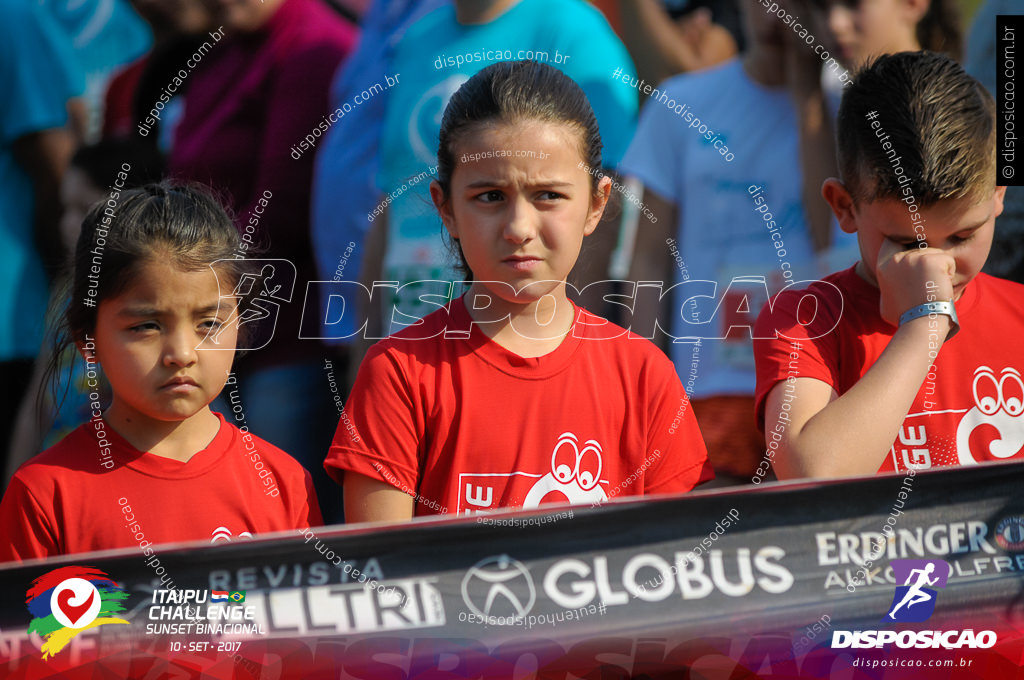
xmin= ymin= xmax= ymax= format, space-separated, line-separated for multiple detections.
xmin=434 ymin=60 xmax=604 ymax=281
xmin=65 ymin=181 xmax=248 ymax=340
xmin=917 ymin=0 xmax=962 ymax=62
xmin=43 ymin=181 xmax=251 ymax=414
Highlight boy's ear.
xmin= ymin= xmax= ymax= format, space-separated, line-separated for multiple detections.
xmin=994 ymin=185 xmax=1007 ymax=219
xmin=822 ymin=178 xmax=859 ymax=234
xmin=429 ymin=180 xmax=458 ymax=240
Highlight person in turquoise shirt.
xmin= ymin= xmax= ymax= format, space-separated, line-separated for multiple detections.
xmin=361 ymin=0 xmax=637 ymax=342
xmin=0 ymin=0 xmax=83 ymax=460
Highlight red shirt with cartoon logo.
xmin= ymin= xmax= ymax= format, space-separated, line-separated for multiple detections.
xmin=325 ymin=296 xmax=713 ymax=515
xmin=0 ymin=412 xmax=321 ymax=563
xmin=754 ymin=265 xmax=1024 ymax=473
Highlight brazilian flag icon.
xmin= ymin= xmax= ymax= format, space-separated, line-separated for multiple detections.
xmin=229 ymin=591 xmax=246 ymax=602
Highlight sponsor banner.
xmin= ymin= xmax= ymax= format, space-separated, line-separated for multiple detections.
xmin=1 ymin=461 xmax=1023 ymax=677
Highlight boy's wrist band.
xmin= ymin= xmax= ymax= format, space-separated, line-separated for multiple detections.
xmin=898 ymin=300 xmax=959 ymax=341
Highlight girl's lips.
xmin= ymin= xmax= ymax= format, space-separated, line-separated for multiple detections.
xmin=161 ymin=377 xmax=199 ymax=392
xmin=162 ymin=383 xmax=199 ymax=394
xmin=502 ymin=256 xmax=542 ymax=271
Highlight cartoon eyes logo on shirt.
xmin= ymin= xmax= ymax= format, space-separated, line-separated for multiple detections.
xmin=211 ymin=527 xmax=253 ymax=543
xmin=551 ymin=432 xmax=603 ymax=491
xmin=972 ymin=367 xmax=1024 ymax=417
xmin=956 ymin=367 xmax=1024 ymax=464
xmin=524 ymin=432 xmax=607 ymax=508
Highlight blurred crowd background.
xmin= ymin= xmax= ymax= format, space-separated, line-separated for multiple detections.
xmin=1 ymin=0 xmax=1018 ymax=524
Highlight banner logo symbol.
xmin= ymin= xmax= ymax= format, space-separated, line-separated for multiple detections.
xmin=996 ymin=516 xmax=1024 ymax=550
xmin=25 ymin=567 xmax=129 ymax=659
xmin=461 ymin=555 xmax=536 ymax=622
xmin=884 ymin=559 xmax=949 ymax=623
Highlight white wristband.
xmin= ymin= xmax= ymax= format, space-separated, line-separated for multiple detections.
xmin=898 ymin=300 xmax=959 ymax=341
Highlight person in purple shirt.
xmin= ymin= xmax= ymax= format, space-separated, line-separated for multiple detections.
xmin=170 ymin=0 xmax=356 ymax=522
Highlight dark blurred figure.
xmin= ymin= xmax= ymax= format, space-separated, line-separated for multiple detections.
xmin=7 ymin=138 xmax=165 ymax=483
xmin=103 ymin=0 xmax=218 ymax=153
xmin=58 ymin=141 xmax=166 ymax=251
xmin=169 ymin=0 xmax=356 ymax=523
xmin=0 ymin=0 xmax=82 ymax=465
xmin=620 ymin=0 xmax=744 ymax=87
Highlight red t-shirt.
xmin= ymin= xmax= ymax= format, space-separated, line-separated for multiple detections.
xmin=325 ymin=296 xmax=713 ymax=516
xmin=754 ymin=266 xmax=1024 ymax=473
xmin=0 ymin=412 xmax=321 ymax=563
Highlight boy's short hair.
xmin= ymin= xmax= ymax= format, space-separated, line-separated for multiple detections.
xmin=837 ymin=51 xmax=995 ymax=206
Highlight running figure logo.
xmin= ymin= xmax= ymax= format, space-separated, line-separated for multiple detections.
xmin=884 ymin=559 xmax=949 ymax=623
xmin=204 ymin=258 xmax=296 ymax=350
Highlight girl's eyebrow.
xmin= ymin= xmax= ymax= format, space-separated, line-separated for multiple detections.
xmin=465 ymin=179 xmax=574 ymax=189
xmin=116 ymin=306 xmax=163 ymax=318
xmin=195 ymin=303 xmax=225 ymax=315
xmin=116 ymin=302 xmax=224 ymax=317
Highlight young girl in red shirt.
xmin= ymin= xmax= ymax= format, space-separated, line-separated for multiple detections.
xmin=0 ymin=182 xmax=321 ymax=562
xmin=326 ymin=61 xmax=712 ymax=521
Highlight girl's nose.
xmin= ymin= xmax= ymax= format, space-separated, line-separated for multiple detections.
xmin=163 ymin=327 xmax=198 ymax=367
xmin=503 ymin=197 xmax=537 ymax=244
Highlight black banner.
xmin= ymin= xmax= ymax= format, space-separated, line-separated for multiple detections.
xmin=2 ymin=461 xmax=1023 ymax=678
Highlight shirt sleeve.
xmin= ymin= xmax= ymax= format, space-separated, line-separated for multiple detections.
xmin=296 ymin=469 xmax=324 ymax=528
xmin=753 ymin=284 xmax=844 ymax=430
xmin=642 ymin=351 xmax=714 ymax=494
xmin=323 ymin=342 xmax=421 ymax=495
xmin=0 ymin=474 xmax=61 ymax=563
xmin=616 ymin=77 xmax=685 ymax=201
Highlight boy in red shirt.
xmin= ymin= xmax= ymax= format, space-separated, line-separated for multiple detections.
xmin=754 ymin=51 xmax=1022 ymax=479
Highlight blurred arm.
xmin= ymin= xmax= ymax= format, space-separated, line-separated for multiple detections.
xmin=12 ymin=128 xmax=73 ymax=278
xmin=626 ymin=186 xmax=676 ymax=351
